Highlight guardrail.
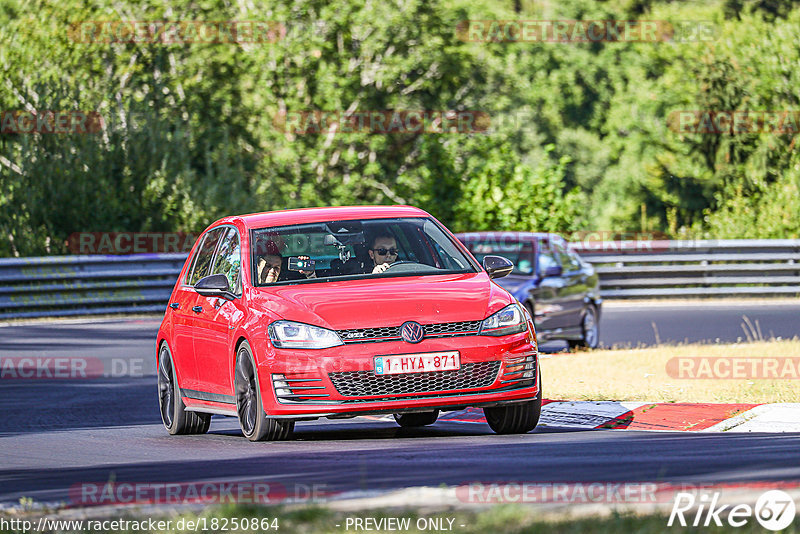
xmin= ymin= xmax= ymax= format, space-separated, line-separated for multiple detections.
xmin=0 ymin=254 xmax=186 ymax=320
xmin=0 ymin=239 xmax=798 ymax=319
xmin=572 ymin=239 xmax=800 ymax=298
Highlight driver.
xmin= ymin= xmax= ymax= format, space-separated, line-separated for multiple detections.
xmin=368 ymin=234 xmax=399 ymax=274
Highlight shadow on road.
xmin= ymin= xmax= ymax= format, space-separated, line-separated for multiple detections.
xmin=2 ymin=430 xmax=800 ymax=506
xmin=0 ymin=378 xmax=159 ymax=437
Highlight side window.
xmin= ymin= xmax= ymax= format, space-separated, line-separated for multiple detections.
xmin=537 ymin=241 xmax=560 ymax=274
xmin=422 ymin=220 xmax=466 ymax=269
xmin=187 ymin=228 xmax=224 ymax=286
xmin=517 ymin=243 xmax=535 ymax=275
xmin=568 ymin=251 xmax=584 ymax=270
xmin=555 ymin=242 xmax=580 ymax=273
xmin=538 ymin=251 xmax=559 ymax=274
xmin=211 ymin=228 xmax=241 ymax=294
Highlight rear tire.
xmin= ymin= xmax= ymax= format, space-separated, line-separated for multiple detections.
xmin=157 ymin=343 xmax=211 ymax=435
xmin=394 ymin=410 xmax=439 ymax=427
xmin=483 ymin=369 xmax=542 ymax=434
xmin=235 ymin=341 xmax=294 ymax=441
xmin=568 ymin=304 xmax=599 ymax=350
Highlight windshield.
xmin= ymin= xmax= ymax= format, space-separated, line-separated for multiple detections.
xmin=458 ymin=235 xmax=536 ymax=275
xmin=251 ymin=217 xmax=478 ymax=285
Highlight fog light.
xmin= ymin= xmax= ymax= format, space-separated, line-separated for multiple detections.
xmin=272 ymin=374 xmax=292 ymax=396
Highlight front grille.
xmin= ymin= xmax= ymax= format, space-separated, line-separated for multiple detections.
xmin=328 ymin=361 xmax=501 ymax=397
xmin=425 ymin=320 xmax=481 ymax=336
xmin=337 ymin=320 xmax=482 ymax=344
xmin=338 ymin=326 xmax=401 ymax=342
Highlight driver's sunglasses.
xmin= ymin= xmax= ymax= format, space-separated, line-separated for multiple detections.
xmin=373 ymin=247 xmax=398 ymax=256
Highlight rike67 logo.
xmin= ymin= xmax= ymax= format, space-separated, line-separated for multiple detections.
xmin=669 ymin=489 xmax=796 ymax=530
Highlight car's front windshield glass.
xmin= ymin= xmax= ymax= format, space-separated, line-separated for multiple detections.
xmin=251 ymin=217 xmax=477 ymax=286
xmin=458 ymin=235 xmax=535 ymax=275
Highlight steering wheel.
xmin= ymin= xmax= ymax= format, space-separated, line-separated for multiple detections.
xmin=381 ymin=260 xmax=440 ymax=274
xmin=384 ymin=260 xmax=417 ymax=270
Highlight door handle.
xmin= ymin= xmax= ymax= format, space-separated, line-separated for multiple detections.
xmin=192 ymin=305 xmax=203 ymax=314
xmin=169 ymin=302 xmax=180 ymax=309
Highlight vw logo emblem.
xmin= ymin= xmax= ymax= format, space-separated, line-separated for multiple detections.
xmin=400 ymin=321 xmax=424 ymax=344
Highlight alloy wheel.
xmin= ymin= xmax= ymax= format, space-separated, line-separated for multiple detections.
xmin=157 ymin=345 xmax=174 ymax=428
xmin=235 ymin=348 xmax=258 ymax=437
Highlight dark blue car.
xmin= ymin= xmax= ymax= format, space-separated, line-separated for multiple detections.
xmin=456 ymin=232 xmax=601 ymax=349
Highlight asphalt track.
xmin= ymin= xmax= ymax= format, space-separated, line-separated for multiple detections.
xmin=1 ymin=301 xmax=799 ymax=507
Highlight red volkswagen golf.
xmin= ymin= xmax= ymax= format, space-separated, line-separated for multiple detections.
xmin=156 ymin=206 xmax=541 ymax=441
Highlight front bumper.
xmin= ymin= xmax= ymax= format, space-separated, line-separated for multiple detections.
xmin=256 ymin=329 xmax=539 ymax=417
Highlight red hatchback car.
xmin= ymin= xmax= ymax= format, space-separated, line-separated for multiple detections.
xmin=156 ymin=206 xmax=541 ymax=441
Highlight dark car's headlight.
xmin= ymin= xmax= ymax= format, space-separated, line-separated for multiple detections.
xmin=479 ymin=303 xmax=527 ymax=336
xmin=268 ymin=320 xmax=343 ymax=349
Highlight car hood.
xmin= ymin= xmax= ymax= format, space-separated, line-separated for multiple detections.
xmin=250 ymin=272 xmax=513 ymax=330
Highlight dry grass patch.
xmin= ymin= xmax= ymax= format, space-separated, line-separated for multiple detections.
xmin=539 ymin=339 xmax=800 ymax=403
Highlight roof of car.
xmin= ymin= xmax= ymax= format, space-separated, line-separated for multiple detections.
xmin=217 ymin=205 xmax=432 ymax=229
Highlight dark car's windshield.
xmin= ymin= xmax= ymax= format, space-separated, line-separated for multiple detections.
xmin=458 ymin=235 xmax=536 ymax=275
xmin=251 ymin=217 xmax=477 ymax=285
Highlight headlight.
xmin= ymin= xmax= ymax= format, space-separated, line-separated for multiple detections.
xmin=268 ymin=320 xmax=343 ymax=349
xmin=479 ymin=303 xmax=527 ymax=336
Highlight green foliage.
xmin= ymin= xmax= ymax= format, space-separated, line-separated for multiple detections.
xmin=1 ymin=0 xmax=799 ymax=257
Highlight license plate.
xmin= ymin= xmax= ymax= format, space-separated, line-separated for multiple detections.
xmin=374 ymin=351 xmax=460 ymax=375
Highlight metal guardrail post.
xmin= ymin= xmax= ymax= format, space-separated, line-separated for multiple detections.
xmin=572 ymin=239 xmax=800 ymax=299
xmin=0 ymin=253 xmax=188 ymax=319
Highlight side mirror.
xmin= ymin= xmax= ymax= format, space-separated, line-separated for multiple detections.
xmin=543 ymin=265 xmax=563 ymax=277
xmin=483 ymin=255 xmax=514 ymax=279
xmin=195 ymin=274 xmax=235 ymax=300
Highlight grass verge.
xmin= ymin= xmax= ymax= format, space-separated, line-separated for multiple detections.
xmin=540 ymin=339 xmax=800 ymax=403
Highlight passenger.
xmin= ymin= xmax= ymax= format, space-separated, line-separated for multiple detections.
xmin=257 ymin=240 xmax=315 ymax=284
xmin=258 ymin=251 xmax=283 ymax=284
xmin=368 ymin=233 xmax=399 ymax=274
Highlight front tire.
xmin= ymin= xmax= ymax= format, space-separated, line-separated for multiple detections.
xmin=235 ymin=341 xmax=294 ymax=441
xmin=157 ymin=343 xmax=211 ymax=435
xmin=568 ymin=304 xmax=599 ymax=350
xmin=483 ymin=370 xmax=542 ymax=434
xmin=394 ymin=410 xmax=439 ymax=427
